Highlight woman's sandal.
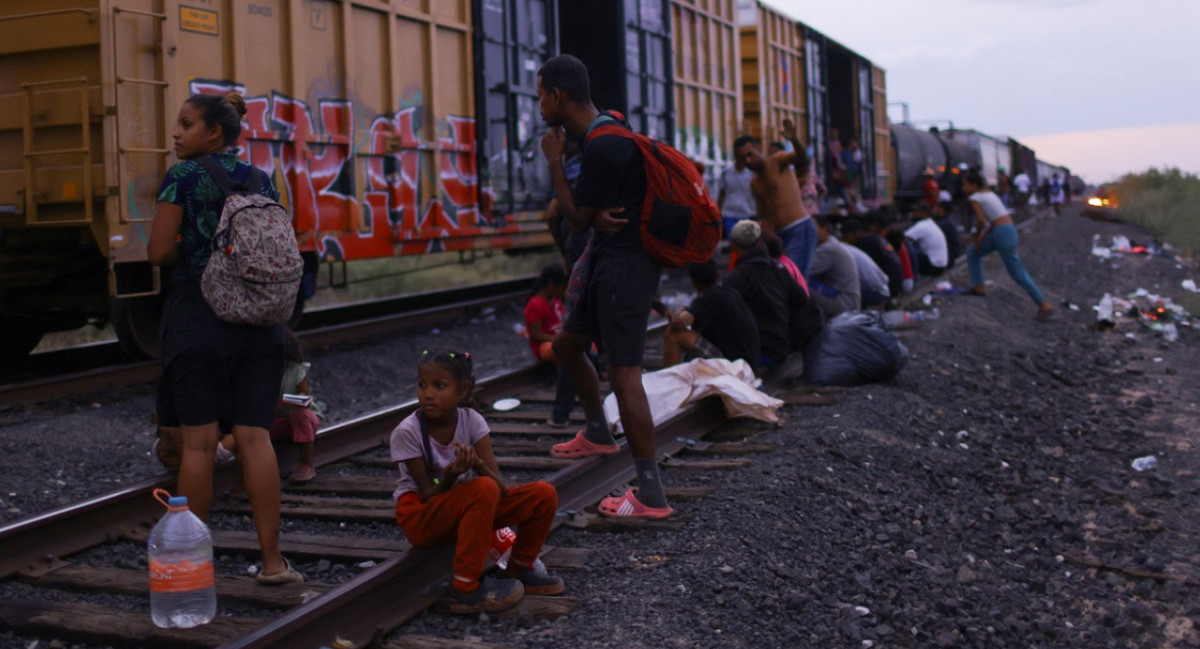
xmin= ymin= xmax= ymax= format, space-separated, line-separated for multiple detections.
xmin=597 ymin=488 xmax=673 ymax=519
xmin=257 ymin=558 xmax=305 ymax=586
xmin=550 ymin=431 xmax=620 ymax=459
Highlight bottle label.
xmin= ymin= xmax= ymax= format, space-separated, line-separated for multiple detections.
xmin=149 ymin=558 xmax=215 ymax=593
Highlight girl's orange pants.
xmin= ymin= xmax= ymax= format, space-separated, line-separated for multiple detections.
xmin=395 ymin=477 xmax=557 ymax=591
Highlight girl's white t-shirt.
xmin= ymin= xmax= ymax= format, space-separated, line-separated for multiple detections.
xmin=969 ymin=190 xmax=1010 ymax=223
xmin=390 ymin=407 xmax=489 ymax=500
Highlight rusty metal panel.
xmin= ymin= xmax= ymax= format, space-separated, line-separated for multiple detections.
xmin=671 ymin=0 xmax=741 ymax=189
xmin=737 ymin=0 xmax=804 ymax=147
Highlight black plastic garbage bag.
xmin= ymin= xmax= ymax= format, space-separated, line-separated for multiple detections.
xmin=802 ymin=311 xmax=909 ymax=386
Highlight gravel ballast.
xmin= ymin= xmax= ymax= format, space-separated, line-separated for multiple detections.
xmin=2 ymin=206 xmax=1199 ymax=648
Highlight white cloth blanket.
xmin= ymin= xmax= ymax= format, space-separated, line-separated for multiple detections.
xmin=603 ymin=358 xmax=783 ymax=434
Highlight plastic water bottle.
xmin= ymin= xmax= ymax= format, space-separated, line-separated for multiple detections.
xmin=489 ymin=526 xmax=547 ymax=573
xmin=149 ymin=489 xmax=216 ymax=628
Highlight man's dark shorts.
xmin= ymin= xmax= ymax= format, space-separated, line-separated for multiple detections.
xmin=563 ymin=247 xmax=660 ymax=367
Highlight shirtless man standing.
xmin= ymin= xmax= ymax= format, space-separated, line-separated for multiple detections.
xmin=734 ymin=119 xmax=816 ymax=277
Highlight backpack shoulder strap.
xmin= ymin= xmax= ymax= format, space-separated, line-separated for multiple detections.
xmin=198 ymin=155 xmax=262 ymax=196
xmin=197 ymin=155 xmax=236 ymax=197
xmin=587 ymin=123 xmax=633 ymax=142
xmin=242 ymin=167 xmax=264 ymax=195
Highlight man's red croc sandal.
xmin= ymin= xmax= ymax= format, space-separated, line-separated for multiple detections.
xmin=550 ymin=431 xmax=620 ymax=459
xmin=597 ymin=488 xmax=673 ymax=519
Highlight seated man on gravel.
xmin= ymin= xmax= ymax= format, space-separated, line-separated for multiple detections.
xmin=842 ymin=216 xmax=904 ymax=299
xmin=808 ymin=215 xmax=862 ymax=319
xmin=724 ymin=220 xmax=823 ymax=369
xmin=905 ymin=202 xmax=949 ymax=277
xmin=661 ymin=260 xmax=762 ymax=371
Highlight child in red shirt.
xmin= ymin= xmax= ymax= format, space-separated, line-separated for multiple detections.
xmin=523 ymin=263 xmax=577 ymax=427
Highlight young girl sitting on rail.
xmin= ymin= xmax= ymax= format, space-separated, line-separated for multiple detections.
xmin=390 ymin=350 xmax=564 ymax=614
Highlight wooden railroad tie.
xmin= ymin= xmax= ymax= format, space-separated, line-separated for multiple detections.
xmin=0 ymin=598 xmax=258 ymax=649
xmin=659 ymin=456 xmax=753 ymax=470
xmin=346 ymin=455 xmax=573 ymax=471
xmin=18 ymin=563 xmax=331 ymax=609
xmin=562 ymin=511 xmax=691 ymax=532
xmin=387 ymin=636 xmax=516 ymax=649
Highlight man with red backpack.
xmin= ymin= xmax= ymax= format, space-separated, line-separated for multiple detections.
xmin=538 ymin=54 xmax=703 ymax=519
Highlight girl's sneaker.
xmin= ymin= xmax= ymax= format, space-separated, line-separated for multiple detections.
xmin=510 ymin=568 xmax=565 ymax=596
xmin=445 ymin=576 xmax=524 ymax=614
xmin=214 ymin=443 xmax=236 ymax=466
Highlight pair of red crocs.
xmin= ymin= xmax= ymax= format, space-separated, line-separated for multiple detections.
xmin=551 ymin=432 xmax=673 ymax=519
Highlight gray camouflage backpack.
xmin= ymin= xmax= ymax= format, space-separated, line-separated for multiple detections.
xmin=197 ymin=157 xmax=303 ymax=326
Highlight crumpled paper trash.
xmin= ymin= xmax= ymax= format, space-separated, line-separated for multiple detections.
xmin=604 ymin=358 xmax=783 ymax=433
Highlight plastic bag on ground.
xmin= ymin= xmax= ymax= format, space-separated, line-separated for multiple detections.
xmin=802 ymin=311 xmax=910 ymax=387
xmin=603 ymin=358 xmax=782 ymax=434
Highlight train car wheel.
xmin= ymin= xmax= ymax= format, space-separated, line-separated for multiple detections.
xmin=0 ymin=323 xmax=44 ymax=364
xmin=110 ymin=296 xmax=162 ymax=359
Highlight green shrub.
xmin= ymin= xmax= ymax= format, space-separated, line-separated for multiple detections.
xmin=1116 ymin=167 xmax=1200 ymax=250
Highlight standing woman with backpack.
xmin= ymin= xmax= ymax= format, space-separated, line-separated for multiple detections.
xmin=147 ymin=92 xmax=303 ymax=584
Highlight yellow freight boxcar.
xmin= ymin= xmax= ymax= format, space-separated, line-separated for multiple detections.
xmin=671 ymin=0 xmax=742 ymax=188
xmin=0 ymin=0 xmax=555 ymax=359
xmin=737 ymin=0 xmax=805 ymax=146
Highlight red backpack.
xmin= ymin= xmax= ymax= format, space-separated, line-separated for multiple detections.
xmin=586 ymin=115 xmax=721 ymax=268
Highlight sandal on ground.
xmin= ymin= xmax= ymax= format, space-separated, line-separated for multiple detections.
xmin=550 ymin=431 xmax=619 ymax=459
xmin=597 ymin=487 xmax=673 ymax=519
xmin=257 ymin=558 xmax=305 ymax=586
xmin=288 ymin=465 xmax=317 ymax=483
xmin=967 ymin=287 xmax=988 ymax=297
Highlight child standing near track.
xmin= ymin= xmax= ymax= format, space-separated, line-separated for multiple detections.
xmin=270 ymin=329 xmax=321 ymax=483
xmin=390 ymin=350 xmax=564 ymax=614
xmin=524 ymin=263 xmax=577 ymax=427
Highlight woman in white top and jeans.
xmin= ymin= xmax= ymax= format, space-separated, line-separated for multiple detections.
xmin=963 ymin=172 xmax=1053 ymax=321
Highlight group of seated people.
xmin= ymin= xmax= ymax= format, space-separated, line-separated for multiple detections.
xmin=525 ymin=201 xmax=963 ymax=387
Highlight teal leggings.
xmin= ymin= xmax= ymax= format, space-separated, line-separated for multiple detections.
xmin=966 ymin=224 xmax=1045 ymax=305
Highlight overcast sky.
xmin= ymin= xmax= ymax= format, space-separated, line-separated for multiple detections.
xmin=765 ymin=0 xmax=1200 ymax=182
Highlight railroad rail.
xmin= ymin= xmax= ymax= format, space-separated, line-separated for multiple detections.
xmin=0 ymin=276 xmax=535 ymax=408
xmin=0 ymin=327 xmax=761 ymax=648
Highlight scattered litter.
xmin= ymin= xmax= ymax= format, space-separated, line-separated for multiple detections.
xmin=935 ymin=281 xmax=953 ymax=291
xmin=247 ymin=565 xmax=259 ymax=576
xmin=493 ymin=398 xmax=521 ymax=411
xmin=430 ymin=328 xmax=441 ymax=335
xmin=1153 ymin=357 xmax=1163 ymax=363
xmin=357 ymin=560 xmax=377 ymax=569
xmin=852 ymin=606 xmax=871 ymax=617
xmin=1130 ymin=455 xmax=1158 ymax=472
xmin=954 ymin=430 xmax=969 ymax=439
xmin=1183 ymin=279 xmax=1199 ymax=293
xmin=1111 ymin=234 xmax=1132 ymax=252
xmin=1094 ymin=293 xmax=1114 ymax=330
xmin=922 ymin=294 xmax=933 ymax=306
xmin=1061 ymin=299 xmax=1081 ymax=311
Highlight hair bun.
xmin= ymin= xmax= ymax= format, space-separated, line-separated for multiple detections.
xmin=224 ymin=92 xmax=247 ymax=118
